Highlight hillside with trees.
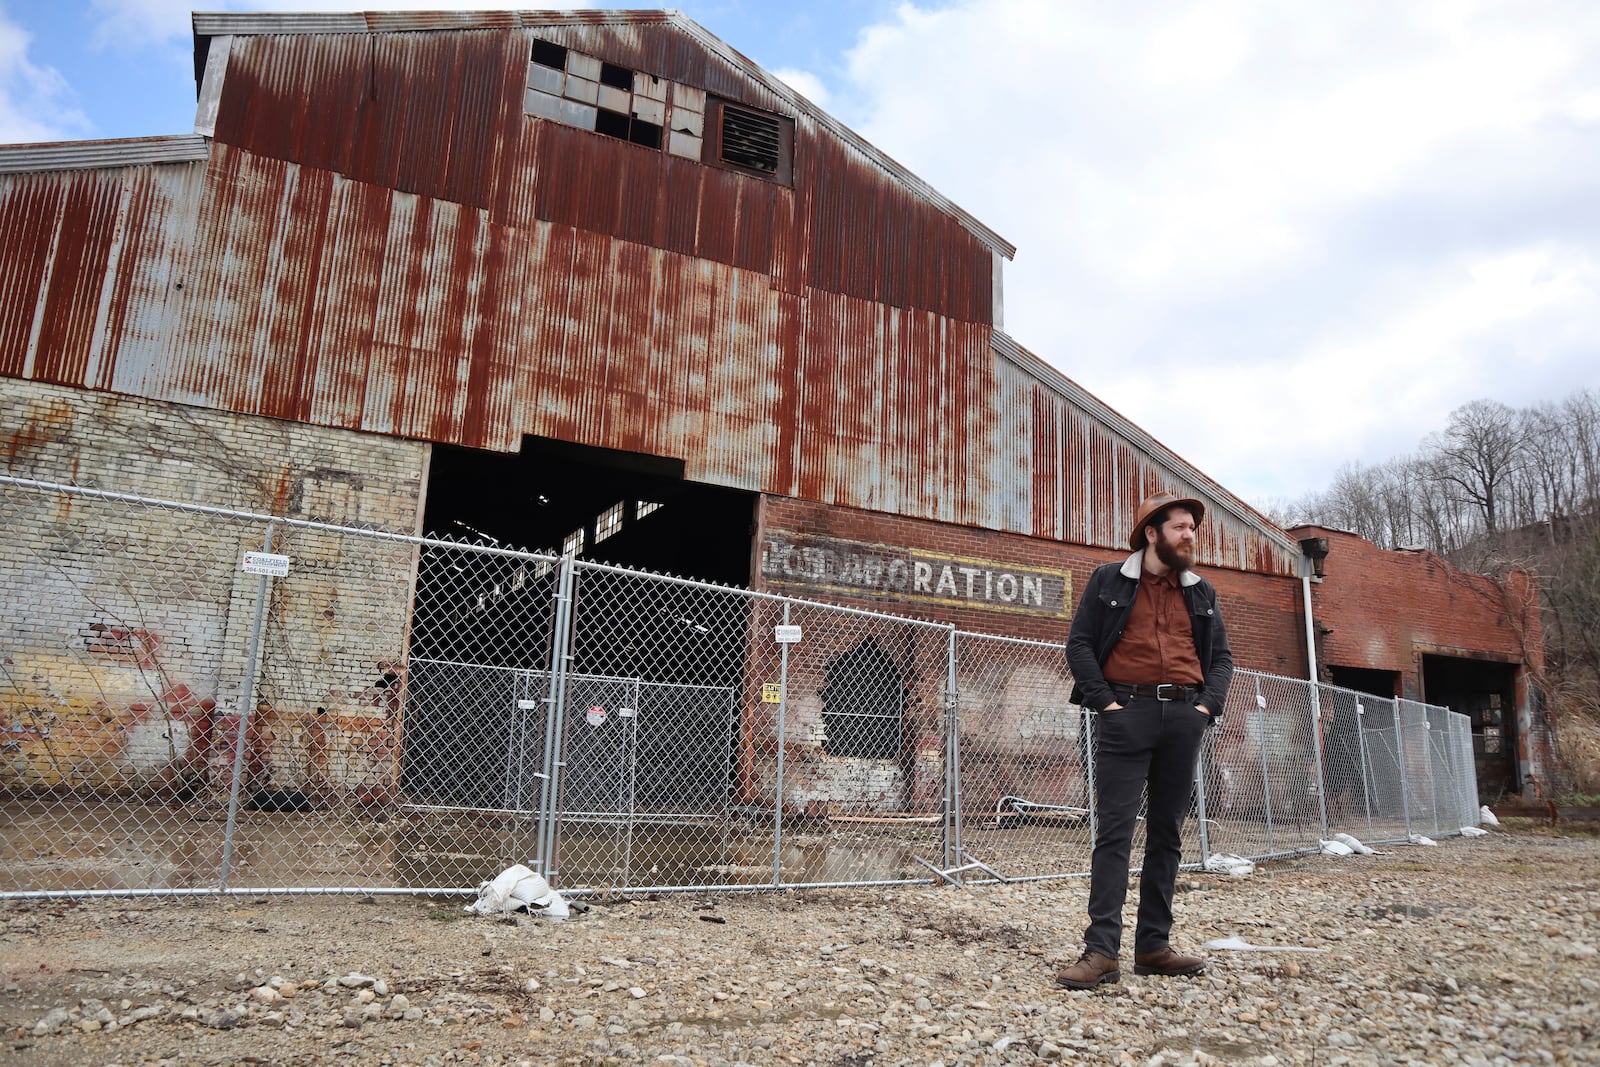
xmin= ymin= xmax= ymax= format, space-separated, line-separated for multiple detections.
xmin=1274 ymin=387 xmax=1600 ymax=793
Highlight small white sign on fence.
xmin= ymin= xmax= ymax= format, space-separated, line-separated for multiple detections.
xmin=773 ymin=624 xmax=803 ymax=644
xmin=241 ymin=552 xmax=290 ymax=577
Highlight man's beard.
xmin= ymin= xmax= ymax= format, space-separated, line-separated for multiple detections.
xmin=1153 ymin=532 xmax=1194 ymax=572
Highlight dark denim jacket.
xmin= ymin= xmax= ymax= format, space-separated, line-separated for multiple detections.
xmin=1066 ymin=551 xmax=1235 ymax=718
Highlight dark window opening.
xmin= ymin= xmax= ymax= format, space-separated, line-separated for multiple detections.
xmin=595 ymin=108 xmax=631 ymax=140
xmin=704 ymin=97 xmax=793 ymax=185
xmin=600 ymin=61 xmax=633 ymax=90
xmin=1327 ymin=666 xmax=1398 ymax=699
xmin=820 ymin=639 xmax=905 ymax=761
xmin=628 ymin=119 xmax=663 ymax=149
xmin=593 ymin=108 xmax=664 ymax=150
xmin=530 ymin=38 xmax=567 ymax=70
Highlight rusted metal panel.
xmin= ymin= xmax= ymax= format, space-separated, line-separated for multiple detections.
xmin=0 ymin=173 xmax=66 ymax=378
xmin=204 ymin=21 xmax=994 ymax=325
xmin=990 ymin=333 xmax=1300 ymax=575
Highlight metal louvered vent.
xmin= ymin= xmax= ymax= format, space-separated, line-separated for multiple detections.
xmin=718 ymin=106 xmax=782 ymax=174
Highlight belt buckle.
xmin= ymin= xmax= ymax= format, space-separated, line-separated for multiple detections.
xmin=1155 ymin=684 xmax=1176 ymax=701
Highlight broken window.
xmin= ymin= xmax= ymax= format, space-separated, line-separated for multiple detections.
xmin=562 ymin=528 xmax=585 ymax=559
xmin=819 ymin=639 xmax=905 ymax=761
xmin=594 ymin=501 xmax=624 ymax=543
xmin=522 ymin=41 xmax=789 ymax=181
xmin=524 ymin=39 xmax=670 ymax=152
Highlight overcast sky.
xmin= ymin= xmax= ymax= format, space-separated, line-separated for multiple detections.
xmin=4 ymin=1 xmax=1597 ymax=508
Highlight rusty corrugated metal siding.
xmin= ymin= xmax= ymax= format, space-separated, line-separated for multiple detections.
xmin=0 ymin=12 xmax=1297 ymax=575
xmin=206 ymin=26 xmax=994 ymax=323
xmin=989 ymin=333 xmax=1299 ymax=574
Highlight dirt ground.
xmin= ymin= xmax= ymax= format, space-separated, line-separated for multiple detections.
xmin=2 ymin=823 xmax=1598 ymax=1067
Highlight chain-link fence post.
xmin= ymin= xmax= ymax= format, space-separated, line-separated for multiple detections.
xmin=1310 ymin=682 xmax=1331 ymax=843
xmin=1354 ymin=698 xmax=1375 ymax=841
xmin=943 ymin=626 xmax=960 ymax=877
xmin=1433 ymin=716 xmax=1446 ymax=844
xmin=1254 ymin=678 xmax=1276 ymax=856
xmin=1194 ymin=732 xmax=1212 ymax=864
xmin=1395 ymin=703 xmax=1414 ymax=840
xmin=772 ymin=601 xmax=792 ymax=889
xmin=536 ymin=555 xmax=576 ymax=879
xmin=219 ymin=520 xmax=278 ymax=891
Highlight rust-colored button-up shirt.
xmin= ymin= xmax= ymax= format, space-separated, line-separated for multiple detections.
xmin=1100 ymin=569 xmax=1204 ymax=686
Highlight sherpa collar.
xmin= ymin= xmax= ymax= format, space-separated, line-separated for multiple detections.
xmin=1119 ymin=549 xmax=1202 ymax=587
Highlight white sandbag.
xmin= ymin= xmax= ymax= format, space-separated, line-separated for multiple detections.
xmin=1202 ymin=853 xmax=1255 ymax=877
xmin=1332 ymin=832 xmax=1376 ymax=855
xmin=466 ymin=864 xmax=569 ymax=920
xmin=1319 ymin=839 xmax=1355 ymax=856
xmin=1478 ymin=805 xmax=1501 ymax=826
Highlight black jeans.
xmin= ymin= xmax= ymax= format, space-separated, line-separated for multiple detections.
xmin=1083 ymin=696 xmax=1210 ymax=958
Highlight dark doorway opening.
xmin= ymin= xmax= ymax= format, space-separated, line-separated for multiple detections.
xmin=1422 ymin=654 xmax=1519 ymax=800
xmin=413 ymin=434 xmax=757 ymax=668
xmin=402 ymin=437 xmax=757 ymax=812
xmin=420 ymin=435 xmax=755 ymax=586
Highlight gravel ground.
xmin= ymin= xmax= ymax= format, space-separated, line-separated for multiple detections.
xmin=2 ymin=826 xmax=1597 ymax=1067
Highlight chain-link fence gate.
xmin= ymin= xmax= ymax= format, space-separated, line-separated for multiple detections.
xmin=1 ymin=476 xmax=1482 ymax=900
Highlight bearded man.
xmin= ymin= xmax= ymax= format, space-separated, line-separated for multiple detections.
xmin=1056 ymin=491 xmax=1234 ymax=989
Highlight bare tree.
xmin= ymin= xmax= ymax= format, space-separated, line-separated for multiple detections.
xmin=1428 ymin=399 xmax=1522 ymax=537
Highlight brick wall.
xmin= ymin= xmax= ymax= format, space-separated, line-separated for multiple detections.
xmin=757 ymin=495 xmax=1308 ymax=671
xmin=1 ymin=379 xmax=427 ymax=801
xmin=749 ymin=495 xmax=1309 ymax=814
xmin=1296 ymin=527 xmax=1543 ymax=693
xmin=1295 ymin=525 xmax=1553 ymax=788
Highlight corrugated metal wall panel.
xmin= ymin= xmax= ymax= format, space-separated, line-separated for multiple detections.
xmin=30 ymin=173 xmax=120 ymax=386
xmin=208 ymin=25 xmax=993 ymax=326
xmin=0 ymin=174 xmax=61 ymax=378
xmin=305 ymin=176 xmax=388 ymax=430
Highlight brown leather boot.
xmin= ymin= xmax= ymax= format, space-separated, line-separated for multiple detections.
xmin=1133 ymin=946 xmax=1207 ymax=976
xmin=1056 ymin=950 xmax=1121 ymax=989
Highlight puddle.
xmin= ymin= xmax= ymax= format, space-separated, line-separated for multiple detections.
xmin=5 ymin=798 xmax=924 ymax=895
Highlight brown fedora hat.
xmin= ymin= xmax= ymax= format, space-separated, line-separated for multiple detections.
xmin=1129 ymin=492 xmax=1206 ymax=550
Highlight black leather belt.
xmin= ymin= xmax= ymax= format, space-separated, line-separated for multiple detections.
xmin=1107 ymin=682 xmax=1199 ymax=703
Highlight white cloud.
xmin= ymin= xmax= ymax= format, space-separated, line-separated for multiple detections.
xmin=87 ymin=0 xmax=193 ymax=50
xmin=771 ymin=66 xmax=831 ymax=109
xmin=838 ymin=0 xmax=1600 ymax=499
xmin=0 ymin=11 xmax=90 ymax=142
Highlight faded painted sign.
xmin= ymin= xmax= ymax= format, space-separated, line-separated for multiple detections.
xmin=761 ymin=532 xmax=1071 ymax=616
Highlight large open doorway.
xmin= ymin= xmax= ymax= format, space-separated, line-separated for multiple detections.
xmin=1422 ymin=654 xmax=1519 ymax=800
xmin=400 ymin=436 xmax=758 ymax=818
xmin=420 ymin=435 xmax=755 ymax=586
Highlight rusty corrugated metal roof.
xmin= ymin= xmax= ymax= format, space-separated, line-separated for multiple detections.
xmin=0 ymin=135 xmax=209 ymax=174
xmin=190 ymin=8 xmax=1014 ymax=260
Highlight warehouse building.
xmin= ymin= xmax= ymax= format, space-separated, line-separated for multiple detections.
xmin=0 ymin=10 xmax=1549 ymax=808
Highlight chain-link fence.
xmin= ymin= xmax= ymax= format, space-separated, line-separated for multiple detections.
xmin=1 ymin=476 xmax=1481 ymax=900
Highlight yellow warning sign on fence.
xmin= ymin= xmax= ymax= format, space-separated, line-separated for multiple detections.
xmin=761 ymin=683 xmax=782 ymax=704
